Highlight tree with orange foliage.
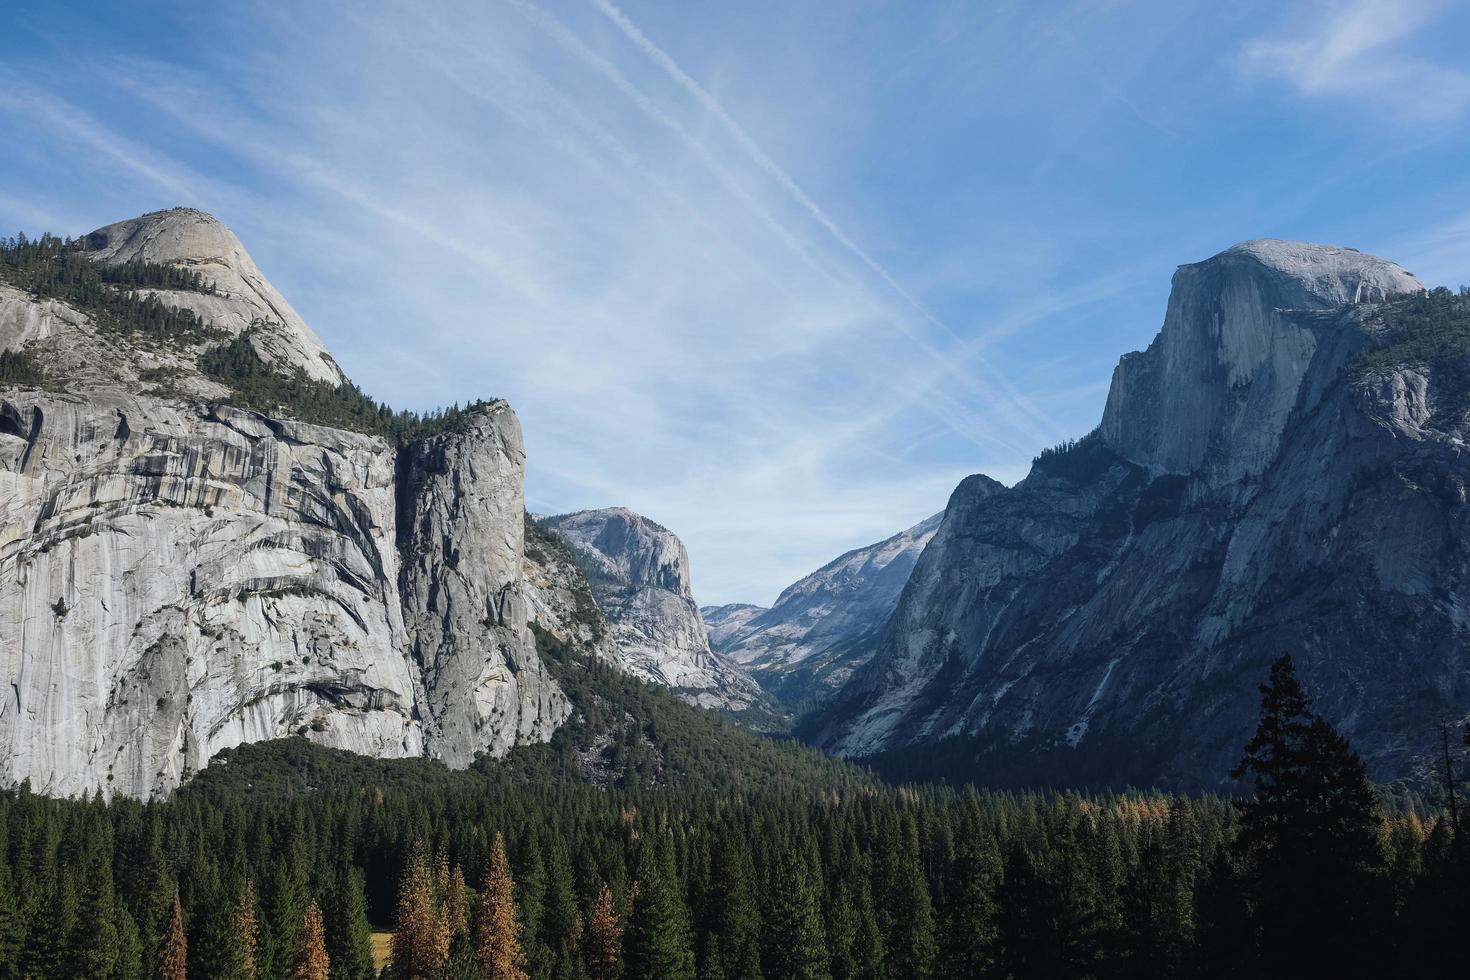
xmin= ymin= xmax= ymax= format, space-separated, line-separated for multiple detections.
xmin=238 ymin=878 xmax=259 ymax=980
xmin=474 ymin=832 xmax=528 ymax=980
xmin=159 ymin=893 xmax=188 ymax=980
xmin=393 ymin=845 xmax=450 ymax=979
xmin=584 ymin=885 xmax=622 ymax=980
xmin=293 ymin=901 xmax=331 ymax=980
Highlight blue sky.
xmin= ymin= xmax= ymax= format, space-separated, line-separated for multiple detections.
xmin=3 ymin=0 xmax=1469 ymax=605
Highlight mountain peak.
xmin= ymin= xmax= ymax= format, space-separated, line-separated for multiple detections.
xmin=1196 ymin=239 xmax=1422 ymax=307
xmin=1101 ymin=239 xmax=1422 ymax=480
xmin=84 ymin=207 xmax=345 ymax=385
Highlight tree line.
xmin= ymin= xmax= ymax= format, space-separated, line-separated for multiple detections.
xmin=0 ymin=232 xmax=219 ymax=344
xmin=0 ymin=655 xmax=1464 ymax=978
xmin=198 ymin=329 xmax=495 ymax=444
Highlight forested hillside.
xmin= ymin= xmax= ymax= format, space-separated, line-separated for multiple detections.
xmin=1 ymin=658 xmax=1465 ymax=979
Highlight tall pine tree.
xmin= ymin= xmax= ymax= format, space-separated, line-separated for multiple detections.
xmin=474 ymin=832 xmax=528 ymax=980
xmin=1232 ymin=654 xmax=1388 ymax=975
xmin=623 ymin=836 xmax=695 ymax=980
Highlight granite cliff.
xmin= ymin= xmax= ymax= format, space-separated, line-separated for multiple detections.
xmin=808 ymin=240 xmax=1470 ymax=788
xmin=0 ymin=208 xmax=569 ymax=796
xmin=538 ymin=508 xmax=766 ymax=715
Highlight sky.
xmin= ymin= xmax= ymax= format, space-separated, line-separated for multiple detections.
xmin=2 ymin=0 xmax=1469 ymax=606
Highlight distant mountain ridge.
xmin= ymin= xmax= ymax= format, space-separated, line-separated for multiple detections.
xmin=704 ymin=512 xmax=941 ymax=706
xmin=537 ymin=508 xmax=770 ymax=719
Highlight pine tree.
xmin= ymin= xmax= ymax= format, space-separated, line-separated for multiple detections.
xmin=475 ymin=832 xmax=528 ymax=980
xmin=762 ymin=847 xmax=830 ymax=980
xmin=70 ymin=847 xmax=121 ymax=978
xmin=264 ymin=860 xmax=307 ymax=980
xmin=114 ymin=905 xmax=144 ymax=980
xmin=515 ymin=835 xmax=547 ymax=976
xmin=393 ymin=845 xmax=450 ymax=979
xmin=294 ymin=901 xmax=331 ymax=980
xmin=239 ymin=877 xmax=260 ymax=980
xmin=160 ymin=894 xmax=189 ymax=980
xmin=584 ymin=885 xmax=622 ymax=980
xmin=623 ymin=836 xmax=695 ymax=980
xmin=538 ymin=842 xmax=582 ymax=980
xmin=706 ymin=836 xmax=761 ymax=980
xmin=1232 ymin=654 xmax=1389 ymax=975
xmin=1232 ymin=654 xmax=1316 ymax=852
xmin=879 ymin=816 xmax=937 ymax=980
xmin=938 ymin=833 xmax=1001 ymax=979
xmin=327 ymin=866 xmax=376 ymax=980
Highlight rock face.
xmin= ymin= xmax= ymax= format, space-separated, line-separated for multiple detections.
xmin=84 ymin=208 xmax=345 ymax=384
xmin=704 ymin=513 xmax=942 ymax=704
xmin=808 ymin=240 xmax=1469 ymax=788
xmin=0 ymin=208 xmax=567 ymax=797
xmin=0 ymin=391 xmax=424 ymax=797
xmin=397 ymin=406 xmax=569 ymax=768
xmin=538 ymin=508 xmax=765 ymax=713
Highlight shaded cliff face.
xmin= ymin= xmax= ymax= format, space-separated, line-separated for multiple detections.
xmin=397 ymin=404 xmax=569 ymax=767
xmin=809 ymin=241 xmax=1468 ymax=789
xmin=538 ymin=508 xmax=765 ymax=713
xmin=0 ymin=209 xmax=566 ymax=796
xmin=705 ymin=513 xmax=942 ymax=704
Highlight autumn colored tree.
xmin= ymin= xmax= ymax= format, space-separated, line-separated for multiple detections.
xmin=159 ymin=893 xmax=188 ymax=980
xmin=447 ymin=864 xmax=470 ymax=940
xmin=475 ymin=832 xmax=528 ymax=980
xmin=393 ymin=845 xmax=450 ymax=979
xmin=294 ymin=901 xmax=331 ymax=980
xmin=584 ymin=885 xmax=623 ymax=980
xmin=239 ymin=877 xmax=260 ymax=980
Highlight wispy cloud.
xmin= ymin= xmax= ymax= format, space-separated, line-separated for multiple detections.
xmin=4 ymin=0 xmax=1464 ymax=602
xmin=1240 ymin=0 xmax=1470 ymax=122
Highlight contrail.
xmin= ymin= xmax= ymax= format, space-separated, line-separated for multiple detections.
xmin=588 ymin=0 xmax=1063 ymax=439
xmin=592 ymin=0 xmax=947 ymax=339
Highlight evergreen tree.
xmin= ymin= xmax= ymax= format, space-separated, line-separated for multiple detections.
xmin=294 ymin=901 xmax=331 ymax=980
xmin=71 ymin=847 xmax=121 ymax=978
xmin=160 ymin=894 xmax=189 ymax=980
xmin=624 ymin=837 xmax=695 ymax=980
xmin=264 ymin=860 xmax=307 ymax=980
xmin=393 ymin=845 xmax=451 ymax=979
xmin=937 ymin=833 xmax=1001 ymax=979
xmin=327 ymin=866 xmax=376 ymax=980
xmin=538 ymin=842 xmax=582 ymax=980
xmin=704 ymin=834 xmax=761 ymax=980
xmin=515 ymin=835 xmax=547 ymax=975
xmin=475 ymin=832 xmax=528 ymax=980
xmin=1232 ymin=654 xmax=1388 ymax=975
xmin=761 ymin=847 xmax=830 ymax=980
xmin=877 ymin=816 xmax=937 ymax=980
xmin=114 ymin=905 xmax=144 ymax=980
xmin=584 ymin=884 xmax=623 ymax=980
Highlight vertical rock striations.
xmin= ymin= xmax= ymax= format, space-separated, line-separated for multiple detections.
xmin=0 ymin=207 xmax=573 ymax=796
xmin=0 ymin=391 xmax=424 ymax=797
xmin=704 ymin=513 xmax=942 ymax=704
xmin=809 ymin=241 xmax=1468 ymax=788
xmin=537 ymin=508 xmax=766 ymax=714
xmin=397 ymin=404 xmax=568 ymax=766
